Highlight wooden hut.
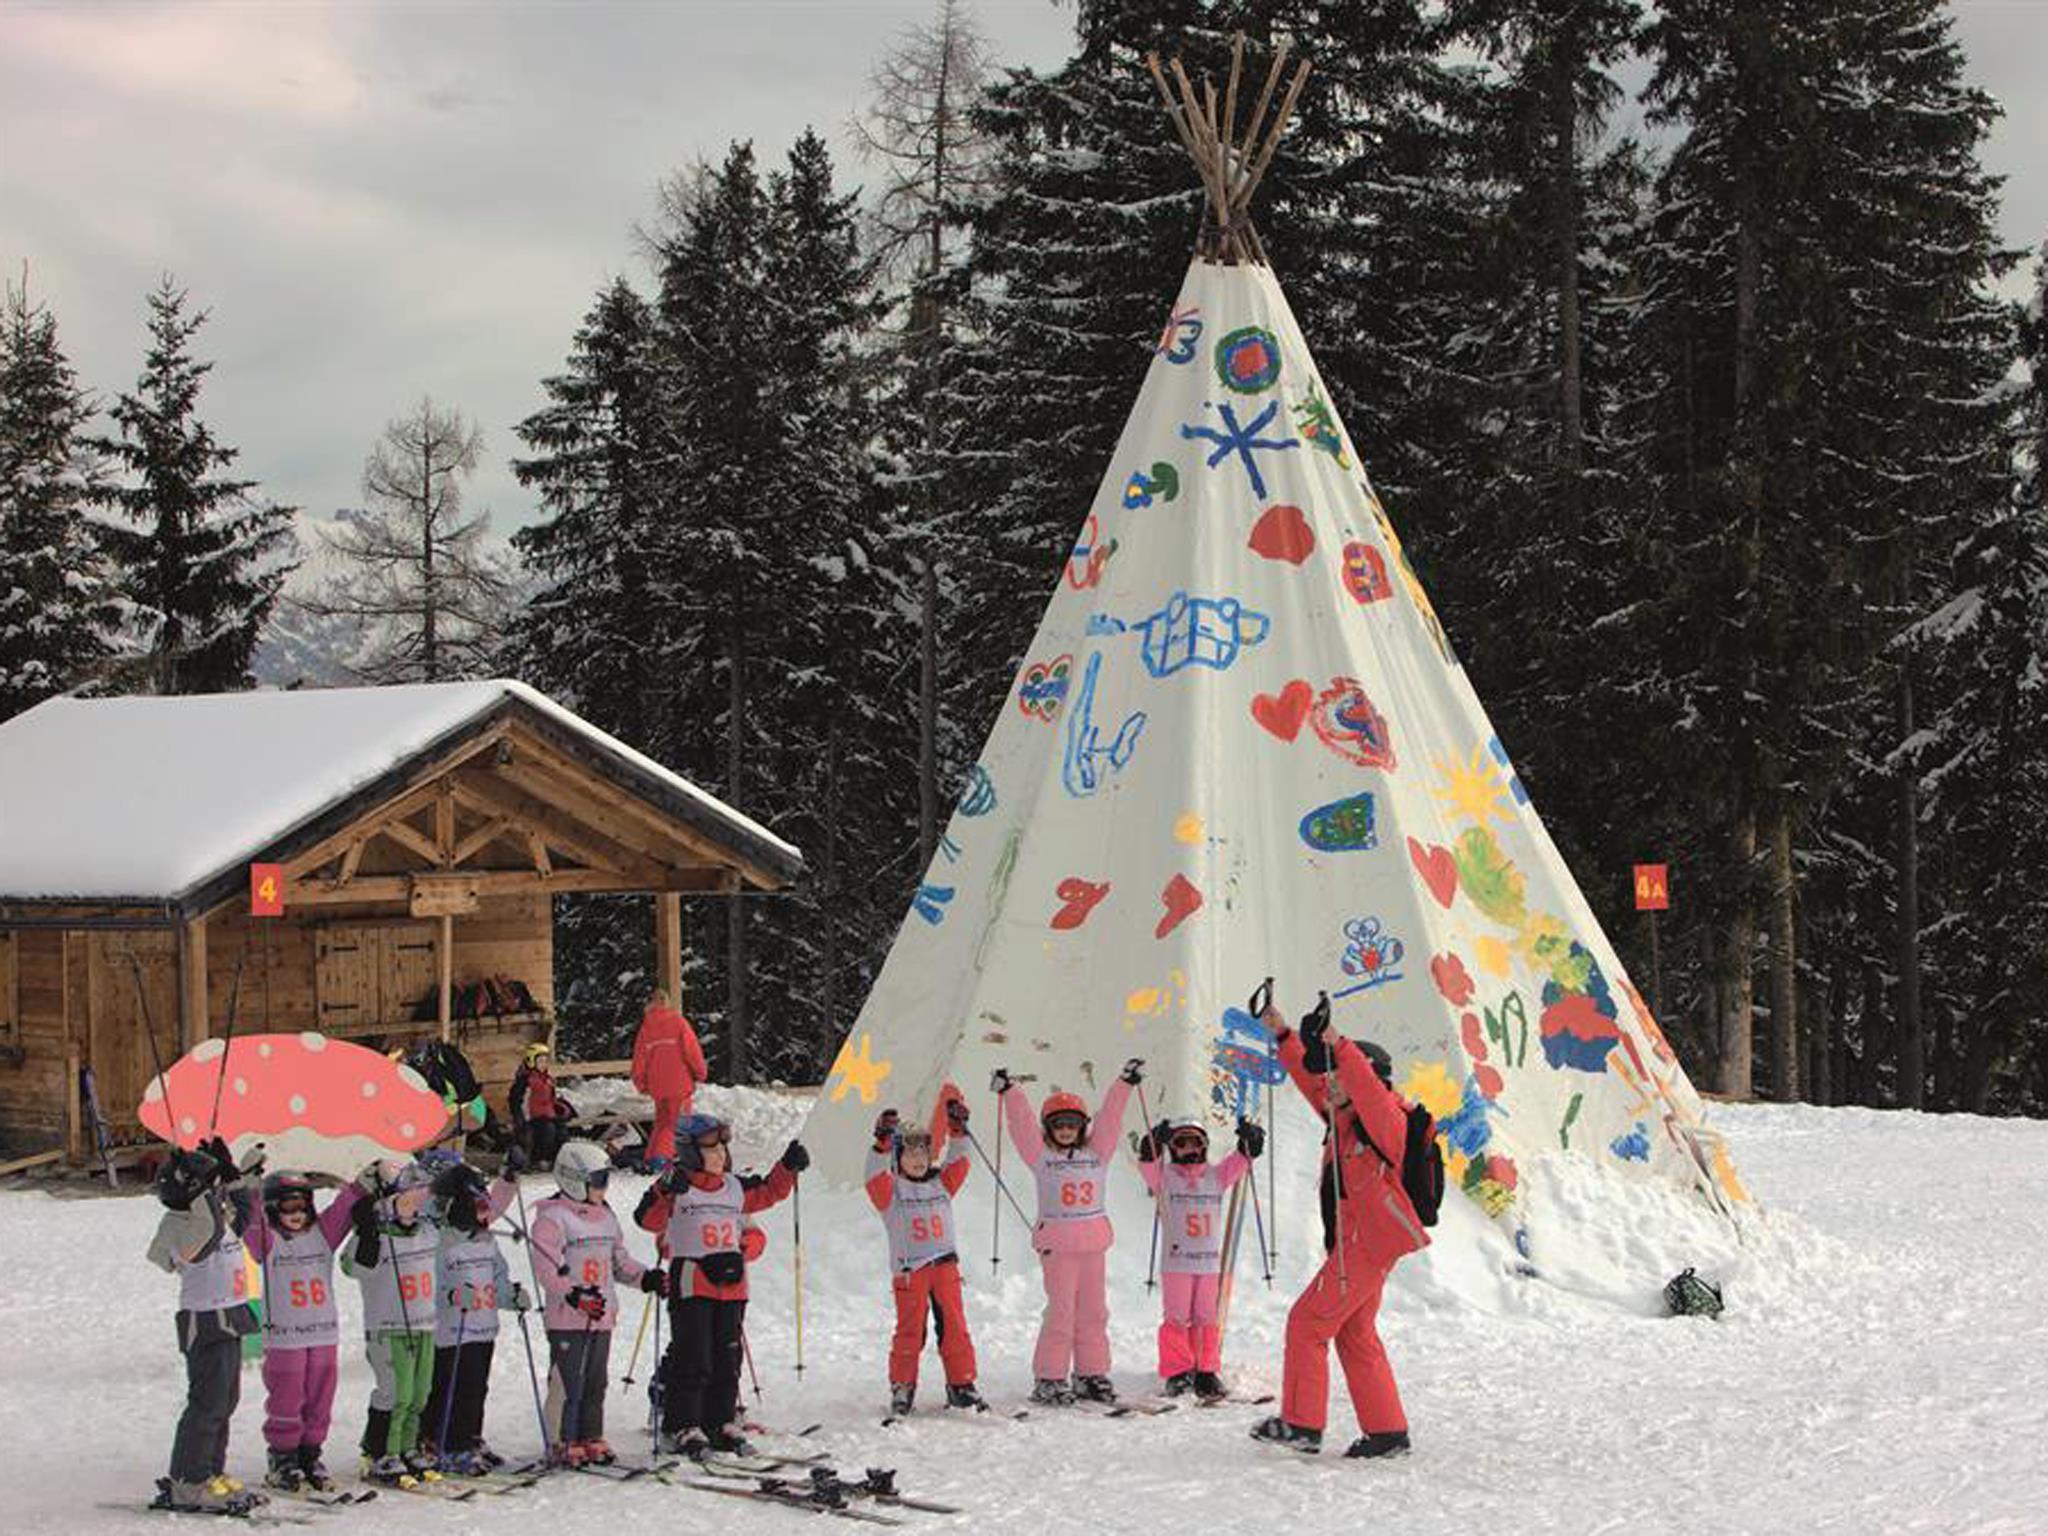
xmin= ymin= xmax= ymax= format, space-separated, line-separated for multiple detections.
xmin=0 ymin=680 xmax=801 ymax=1166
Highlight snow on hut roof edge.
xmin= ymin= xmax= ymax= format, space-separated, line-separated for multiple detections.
xmin=0 ymin=680 xmax=801 ymax=904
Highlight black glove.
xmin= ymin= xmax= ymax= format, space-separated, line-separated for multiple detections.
xmin=781 ymin=1140 xmax=810 ymax=1174
xmin=503 ymin=1144 xmax=531 ymax=1174
xmin=202 ymin=1136 xmax=236 ymax=1185
xmin=872 ymin=1110 xmax=900 ymax=1148
xmin=566 ymin=1285 xmax=607 ymax=1321
xmin=639 ymin=1268 xmax=668 ymax=1297
xmin=657 ymin=1160 xmax=689 ymax=1193
xmin=1236 ymin=1119 xmax=1266 ymax=1160
xmin=1138 ymin=1119 xmax=1170 ymax=1163
xmin=1119 ymin=1057 xmax=1145 ymax=1085
xmin=945 ymin=1097 xmax=970 ymax=1129
xmin=990 ymin=1067 xmax=1014 ymax=1095
xmin=350 ymin=1196 xmax=380 ymax=1266
xmin=1299 ymin=995 xmax=1331 ymax=1049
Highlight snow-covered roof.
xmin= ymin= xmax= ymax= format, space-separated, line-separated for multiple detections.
xmin=0 ymin=680 xmax=801 ymax=905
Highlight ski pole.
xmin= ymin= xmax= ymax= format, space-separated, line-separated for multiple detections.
xmin=205 ymin=949 xmax=249 ymax=1136
xmin=433 ymin=1284 xmax=469 ymax=1461
xmin=620 ymin=1290 xmax=655 ymax=1385
xmin=960 ymin=1125 xmax=1035 ymax=1233
xmin=742 ymin=1324 xmax=762 ymax=1402
xmin=648 ymin=1279 xmax=665 ymax=1462
xmin=509 ymin=1176 xmax=561 ymax=1457
xmin=1132 ymin=1080 xmax=1169 ymax=1295
xmin=990 ymin=1093 xmax=1005 ymax=1277
xmin=564 ymin=1303 xmax=598 ymax=1447
xmin=793 ymin=1176 xmax=806 ymax=1379
xmin=1245 ymin=1133 xmax=1273 ymax=1287
xmin=512 ymin=1303 xmax=552 ymax=1462
xmin=1310 ymin=991 xmax=1349 ymax=1292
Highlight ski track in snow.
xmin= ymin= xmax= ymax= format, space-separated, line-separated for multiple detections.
xmin=4 ymin=1096 xmax=2043 ymax=1535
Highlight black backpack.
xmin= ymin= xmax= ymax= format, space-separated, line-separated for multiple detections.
xmin=1358 ymin=1102 xmax=1446 ymax=1229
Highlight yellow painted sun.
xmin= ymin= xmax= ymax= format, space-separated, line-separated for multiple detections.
xmin=1432 ymin=745 xmax=1515 ymax=829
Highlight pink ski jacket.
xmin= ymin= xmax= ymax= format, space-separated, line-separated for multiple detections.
xmin=1002 ymin=1079 xmax=1134 ymax=1256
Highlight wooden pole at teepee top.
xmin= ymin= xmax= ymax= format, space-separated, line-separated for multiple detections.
xmin=1147 ymin=34 xmax=1310 ymax=266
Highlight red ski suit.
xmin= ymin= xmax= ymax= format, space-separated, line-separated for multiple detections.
xmin=1275 ymin=1027 xmax=1430 ymax=1436
xmin=632 ymin=1005 xmax=709 ymax=1165
xmin=865 ymin=1086 xmax=976 ymax=1389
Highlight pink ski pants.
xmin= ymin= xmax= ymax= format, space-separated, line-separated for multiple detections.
xmin=1157 ymin=1271 xmax=1222 ymax=1377
xmin=262 ymin=1343 xmax=339 ymax=1451
xmin=1033 ymin=1249 xmax=1110 ymax=1380
xmin=1279 ymin=1252 xmax=1405 ymax=1435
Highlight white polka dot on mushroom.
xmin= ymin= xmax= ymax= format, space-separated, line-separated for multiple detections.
xmin=179 ymin=1116 xmax=196 ymax=1135
xmin=233 ymin=1078 xmax=248 ymax=1096
xmin=362 ymin=1082 xmax=378 ymax=1099
xmin=289 ymin=1094 xmax=307 ymax=1116
xmin=301 ymin=1033 xmax=326 ymax=1052
xmin=401 ymin=1123 xmax=416 ymax=1138
xmin=258 ymin=1043 xmax=274 ymax=1058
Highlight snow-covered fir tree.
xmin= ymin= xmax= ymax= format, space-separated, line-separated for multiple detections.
xmin=0 ymin=275 xmax=116 ymax=721
xmin=89 ymin=277 xmax=295 ymax=695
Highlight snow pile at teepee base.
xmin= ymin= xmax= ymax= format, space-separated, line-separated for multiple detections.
xmin=805 ymin=256 xmax=1748 ymax=1293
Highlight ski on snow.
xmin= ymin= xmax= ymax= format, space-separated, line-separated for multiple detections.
xmin=674 ymin=1478 xmax=906 ymax=1526
xmin=760 ymin=1468 xmax=963 ymax=1515
xmin=105 ymin=1498 xmax=315 ymax=1528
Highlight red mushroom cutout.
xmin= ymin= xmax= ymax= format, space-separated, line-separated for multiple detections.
xmin=138 ymin=1033 xmax=450 ymax=1182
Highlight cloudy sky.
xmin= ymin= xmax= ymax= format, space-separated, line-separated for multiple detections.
xmin=2 ymin=0 xmax=2040 ymax=540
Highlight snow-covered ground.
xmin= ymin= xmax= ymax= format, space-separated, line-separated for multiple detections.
xmin=5 ymin=1094 xmax=2043 ymax=1535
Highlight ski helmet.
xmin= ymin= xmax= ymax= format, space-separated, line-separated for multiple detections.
xmin=554 ymin=1139 xmax=611 ymax=1201
xmin=1040 ymin=1091 xmax=1089 ymax=1138
xmin=1355 ymin=1039 xmax=1394 ymax=1086
xmin=674 ymin=1114 xmax=731 ymax=1175
xmin=262 ymin=1171 xmax=316 ymax=1222
xmin=431 ymin=1161 xmax=491 ymax=1232
xmin=153 ymin=1145 xmax=218 ymax=1211
xmin=523 ymin=1042 xmax=552 ymax=1066
xmin=1165 ymin=1119 xmax=1210 ymax=1164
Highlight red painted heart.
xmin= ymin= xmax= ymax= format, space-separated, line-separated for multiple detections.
xmin=1408 ymin=836 xmax=1459 ymax=909
xmin=1155 ymin=874 xmax=1204 ymax=939
xmin=1460 ymin=1010 xmax=1489 ymax=1062
xmin=1050 ymin=877 xmax=1111 ymax=931
xmin=1250 ymin=680 xmax=1314 ymax=742
xmin=1249 ymin=504 xmax=1315 ymax=565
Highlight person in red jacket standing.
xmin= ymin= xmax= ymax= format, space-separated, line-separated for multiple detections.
xmin=632 ymin=989 xmax=709 ymax=1170
xmin=1251 ymin=993 xmax=1429 ymax=1460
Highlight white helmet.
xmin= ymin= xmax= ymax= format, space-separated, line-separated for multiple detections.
xmin=554 ymin=1140 xmax=611 ymax=1202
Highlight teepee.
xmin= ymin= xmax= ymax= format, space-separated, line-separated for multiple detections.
xmin=805 ymin=40 xmax=1747 ymax=1264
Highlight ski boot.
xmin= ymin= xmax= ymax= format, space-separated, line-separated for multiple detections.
xmin=297 ymin=1446 xmax=335 ymax=1492
xmin=1162 ymin=1371 xmax=1196 ymax=1397
xmin=1345 ymin=1429 xmax=1412 ymax=1460
xmin=265 ymin=1449 xmax=307 ymax=1492
xmin=709 ymin=1422 xmax=754 ymax=1457
xmin=1073 ymin=1374 xmax=1118 ymax=1405
xmin=580 ymin=1440 xmax=616 ymax=1467
xmin=1029 ymin=1377 xmax=1075 ymax=1407
xmin=668 ymin=1428 xmax=710 ymax=1462
xmin=472 ymin=1442 xmax=505 ymax=1471
xmin=440 ymin=1449 xmax=490 ymax=1478
xmin=554 ymin=1441 xmax=589 ymax=1469
xmin=364 ymin=1454 xmax=416 ymax=1488
xmin=945 ymin=1381 xmax=989 ymax=1412
xmin=155 ymin=1477 xmax=260 ymax=1515
xmin=403 ymin=1449 xmax=443 ymax=1482
xmin=889 ymin=1382 xmax=916 ymax=1418
xmin=1250 ymin=1416 xmax=1322 ymax=1454
xmin=1193 ymin=1371 xmax=1226 ymax=1401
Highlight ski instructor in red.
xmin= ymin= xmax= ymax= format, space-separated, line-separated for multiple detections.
xmin=1251 ymin=991 xmax=1429 ymax=1459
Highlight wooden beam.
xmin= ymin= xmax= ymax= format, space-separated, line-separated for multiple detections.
xmin=435 ymin=783 xmax=456 ymax=862
xmin=452 ymin=816 xmax=517 ymax=867
xmin=451 ymin=773 xmax=671 ymax=885
xmin=437 ymin=913 xmax=453 ymax=1044
xmin=336 ymin=837 xmax=367 ymax=888
xmin=527 ymin=832 xmax=553 ymax=879
xmin=275 ymin=722 xmax=516 ymax=884
xmin=179 ymin=916 xmax=208 ymax=1050
xmin=378 ymin=816 xmax=444 ymax=868
xmin=65 ymin=1044 xmax=82 ymax=1165
xmin=655 ymin=893 xmax=682 ymax=1002
xmin=0 ymin=1148 xmax=63 ymax=1178
xmin=282 ymin=866 xmax=736 ymax=907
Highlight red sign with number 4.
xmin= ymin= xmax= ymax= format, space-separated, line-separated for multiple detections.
xmin=1633 ymin=864 xmax=1670 ymax=912
xmin=250 ymin=863 xmax=285 ymax=918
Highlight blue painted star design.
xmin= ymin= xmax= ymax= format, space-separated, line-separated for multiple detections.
xmin=1180 ymin=400 xmax=1299 ymax=500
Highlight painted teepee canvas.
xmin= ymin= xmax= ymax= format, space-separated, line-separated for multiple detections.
xmin=805 ymin=46 xmax=1747 ymax=1264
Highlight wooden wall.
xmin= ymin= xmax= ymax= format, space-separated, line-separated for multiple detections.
xmin=0 ymin=930 xmax=71 ymax=1144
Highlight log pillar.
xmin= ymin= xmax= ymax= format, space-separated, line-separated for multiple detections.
xmin=438 ymin=913 xmax=454 ymax=1044
xmin=655 ymin=893 xmax=682 ymax=1004
xmin=179 ymin=916 xmax=209 ymax=1051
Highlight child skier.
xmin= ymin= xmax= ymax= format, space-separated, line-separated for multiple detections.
xmin=423 ymin=1159 xmax=525 ymax=1473
xmin=864 ymin=1085 xmax=987 ymax=1417
xmin=344 ymin=1160 xmax=442 ymax=1484
xmin=993 ymin=1058 xmax=1142 ymax=1405
xmin=148 ymin=1138 xmax=261 ymax=1513
xmin=1250 ymin=994 xmax=1429 ymax=1459
xmin=509 ymin=1043 xmax=572 ymax=1170
xmin=245 ymin=1167 xmax=371 ymax=1491
xmin=530 ymin=1139 xmax=665 ymax=1466
xmin=1135 ymin=1116 xmax=1263 ymax=1399
xmin=635 ymin=1115 xmax=806 ymax=1458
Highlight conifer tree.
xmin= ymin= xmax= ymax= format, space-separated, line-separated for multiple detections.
xmin=91 ymin=277 xmax=295 ymax=695
xmin=0 ymin=275 xmax=115 ymax=720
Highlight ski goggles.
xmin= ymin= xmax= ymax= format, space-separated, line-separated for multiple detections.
xmin=272 ymin=1193 xmax=313 ymax=1216
xmin=1168 ymin=1128 xmax=1209 ymax=1151
xmin=583 ymin=1167 xmax=612 ymax=1189
xmin=1043 ymin=1112 xmax=1088 ymax=1133
xmin=690 ymin=1125 xmax=732 ymax=1148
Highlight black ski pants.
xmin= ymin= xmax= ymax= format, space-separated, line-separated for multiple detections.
xmin=169 ymin=1312 xmax=243 ymax=1484
xmin=662 ymin=1293 xmax=746 ymax=1437
xmin=546 ymin=1327 xmax=611 ymax=1445
xmin=426 ymin=1338 xmax=495 ymax=1452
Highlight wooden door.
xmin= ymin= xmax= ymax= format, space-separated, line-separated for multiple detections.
xmin=88 ymin=932 xmax=177 ymax=1137
xmin=314 ymin=928 xmax=376 ymax=1031
xmin=380 ymin=925 xmax=440 ymax=1023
